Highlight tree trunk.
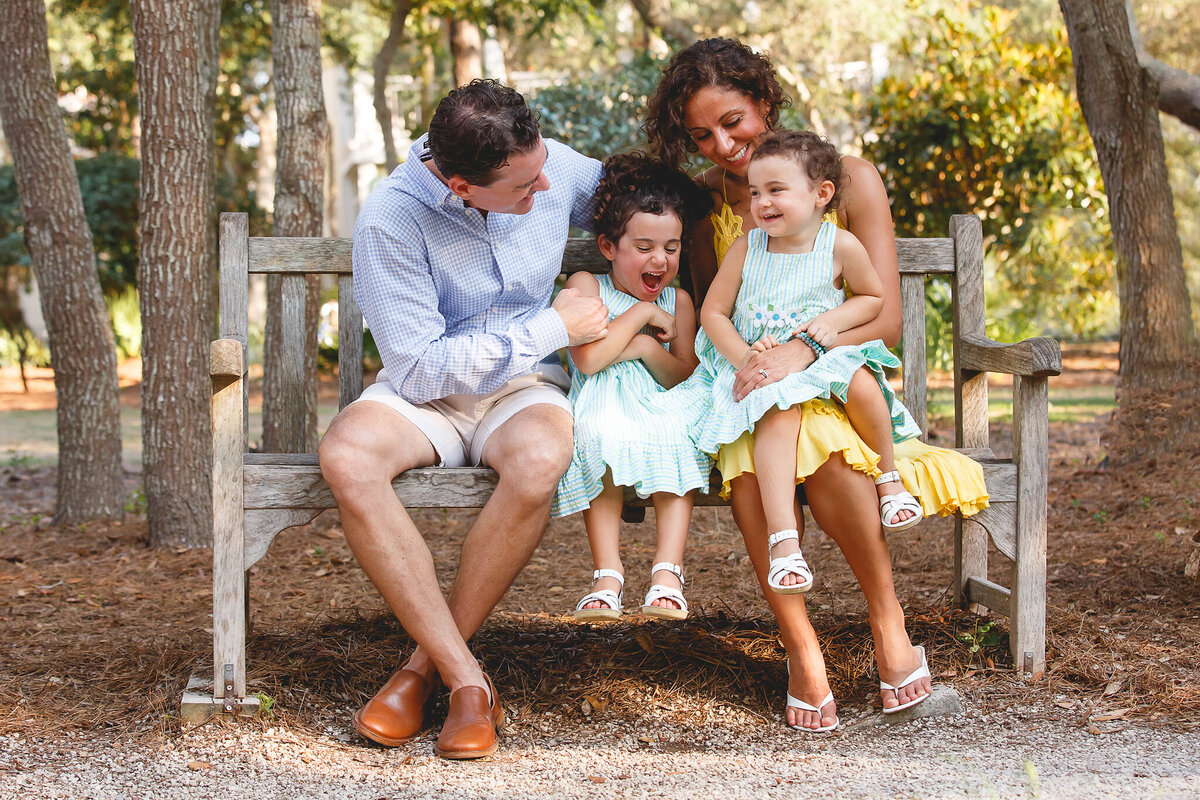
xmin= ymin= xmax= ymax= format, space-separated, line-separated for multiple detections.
xmin=264 ymin=0 xmax=326 ymax=453
xmin=373 ymin=0 xmax=414 ymax=174
xmin=448 ymin=17 xmax=482 ymax=88
xmin=628 ymin=0 xmax=697 ymax=50
xmin=131 ymin=0 xmax=218 ymax=548
xmin=1060 ymin=0 xmax=1197 ymax=383
xmin=0 ymin=0 xmax=124 ymax=523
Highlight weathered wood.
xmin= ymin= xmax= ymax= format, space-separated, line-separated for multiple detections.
xmin=220 ymin=214 xmax=251 ymax=446
xmin=211 ymin=337 xmax=246 ymax=700
xmin=1011 ymin=375 xmax=1049 ymax=680
xmin=248 ymin=237 xmax=352 ymax=274
xmin=244 ymin=508 xmax=323 ymax=569
xmin=900 ymin=273 xmax=928 ymax=438
xmin=210 ymin=338 xmax=244 ymax=382
xmin=950 ymin=215 xmax=990 ymax=609
xmin=968 ymin=500 xmax=1017 ymax=562
xmin=267 ymin=272 xmax=309 ymax=451
xmin=959 ymin=334 xmax=1062 ymax=378
xmin=337 ymin=274 xmax=363 ymax=409
xmin=965 ymin=576 xmax=1011 ymax=617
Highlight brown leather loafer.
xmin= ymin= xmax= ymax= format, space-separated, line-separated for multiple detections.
xmin=433 ymin=673 xmax=504 ymax=759
xmin=352 ymin=666 xmax=438 ymax=746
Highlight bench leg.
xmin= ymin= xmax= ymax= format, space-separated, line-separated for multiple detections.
xmin=954 ymin=517 xmax=989 ymax=611
xmin=1011 ymin=375 xmax=1048 ymax=680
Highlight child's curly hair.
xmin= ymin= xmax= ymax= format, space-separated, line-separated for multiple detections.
xmin=751 ymin=130 xmax=844 ymax=215
xmin=593 ymin=152 xmax=713 ymax=246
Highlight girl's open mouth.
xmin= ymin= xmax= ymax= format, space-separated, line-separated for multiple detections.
xmin=641 ymin=272 xmax=665 ymax=295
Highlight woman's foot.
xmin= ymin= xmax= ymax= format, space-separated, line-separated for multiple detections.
xmin=785 ymin=658 xmax=838 ymax=731
xmin=878 ymin=644 xmax=932 ymax=712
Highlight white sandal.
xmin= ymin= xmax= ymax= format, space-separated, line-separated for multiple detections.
xmin=785 ymin=659 xmax=839 ymax=733
xmin=573 ymin=568 xmax=624 ymax=620
xmin=766 ymin=529 xmax=813 ymax=594
xmin=875 ymin=470 xmax=924 ymax=533
xmin=880 ymin=645 xmax=932 ymax=714
xmin=640 ymin=562 xmax=688 ymax=621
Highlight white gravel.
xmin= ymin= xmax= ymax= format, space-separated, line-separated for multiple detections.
xmin=2 ymin=702 xmax=1198 ymax=799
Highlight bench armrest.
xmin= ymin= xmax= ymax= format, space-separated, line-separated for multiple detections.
xmin=210 ymin=338 xmax=245 ymax=387
xmin=958 ymin=333 xmax=1061 ymax=378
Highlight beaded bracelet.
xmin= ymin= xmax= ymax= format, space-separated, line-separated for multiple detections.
xmin=797 ymin=331 xmax=827 ymax=357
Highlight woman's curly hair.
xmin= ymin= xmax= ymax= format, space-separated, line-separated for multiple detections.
xmin=644 ymin=38 xmax=789 ymax=170
xmin=593 ymin=152 xmax=714 ymax=246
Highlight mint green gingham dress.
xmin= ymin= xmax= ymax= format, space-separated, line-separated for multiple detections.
xmin=694 ymin=222 xmax=922 ymax=456
xmin=552 ymin=275 xmax=713 ymax=517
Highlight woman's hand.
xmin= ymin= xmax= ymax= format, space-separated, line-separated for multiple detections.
xmin=733 ymin=339 xmax=818 ymax=401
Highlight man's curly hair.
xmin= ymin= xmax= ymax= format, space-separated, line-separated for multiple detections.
xmin=427 ymin=79 xmax=541 ymax=186
xmin=644 ymin=38 xmax=789 ymax=170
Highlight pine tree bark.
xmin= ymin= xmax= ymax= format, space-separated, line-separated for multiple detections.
xmin=263 ymin=0 xmax=326 ymax=453
xmin=0 ymin=0 xmax=124 ymax=523
xmin=131 ymin=0 xmax=219 ymax=547
xmin=448 ymin=18 xmax=483 ymax=88
xmin=1060 ymin=0 xmax=1198 ymax=383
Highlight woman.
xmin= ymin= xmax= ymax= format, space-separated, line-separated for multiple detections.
xmin=645 ymin=38 xmax=946 ymax=731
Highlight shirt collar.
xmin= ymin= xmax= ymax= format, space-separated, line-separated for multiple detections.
xmin=403 ymin=134 xmax=466 ymax=211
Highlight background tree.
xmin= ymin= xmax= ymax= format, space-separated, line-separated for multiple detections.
xmin=130 ymin=0 xmax=220 ymax=548
xmin=263 ymin=0 xmax=326 ymax=453
xmin=373 ymin=0 xmax=415 ymax=173
xmin=1059 ymin=0 xmax=1197 ymax=384
xmin=0 ymin=0 xmax=124 ymax=522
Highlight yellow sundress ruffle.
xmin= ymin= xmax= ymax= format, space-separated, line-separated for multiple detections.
xmin=711 ymin=202 xmax=743 ymax=266
xmin=713 ymin=398 xmax=989 ymax=518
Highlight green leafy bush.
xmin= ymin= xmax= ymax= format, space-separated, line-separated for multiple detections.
xmin=863 ymin=6 xmax=1116 ymax=347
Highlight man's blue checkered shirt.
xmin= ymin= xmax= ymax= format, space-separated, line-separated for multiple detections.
xmin=353 ymin=135 xmax=602 ymax=404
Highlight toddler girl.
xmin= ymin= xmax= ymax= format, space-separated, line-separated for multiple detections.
xmin=552 ymin=152 xmax=713 ymax=622
xmin=697 ymin=130 xmax=984 ymax=594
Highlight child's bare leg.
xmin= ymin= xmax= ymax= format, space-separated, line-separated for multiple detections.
xmin=647 ymin=490 xmax=694 ymax=611
xmin=844 ymin=368 xmax=913 ymax=525
xmin=579 ymin=473 xmax=624 ymax=610
xmin=753 ymin=406 xmax=805 ymax=587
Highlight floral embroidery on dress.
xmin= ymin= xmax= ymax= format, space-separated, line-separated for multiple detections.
xmin=745 ymin=302 xmax=818 ymax=340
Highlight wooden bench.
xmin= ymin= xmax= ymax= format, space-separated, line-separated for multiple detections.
xmin=187 ymin=210 xmax=1062 ymax=719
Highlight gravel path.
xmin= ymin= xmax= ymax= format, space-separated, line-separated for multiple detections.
xmin=3 ymin=701 xmax=1198 ymax=799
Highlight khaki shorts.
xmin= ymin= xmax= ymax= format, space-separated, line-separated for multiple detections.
xmin=353 ymin=365 xmax=571 ymax=467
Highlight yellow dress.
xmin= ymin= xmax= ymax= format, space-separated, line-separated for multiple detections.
xmin=706 ymin=202 xmax=988 ymax=517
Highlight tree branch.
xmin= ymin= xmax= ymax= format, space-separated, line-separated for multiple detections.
xmin=373 ymin=0 xmax=414 ymax=174
xmin=1126 ymin=0 xmax=1200 ymax=131
xmin=628 ymin=0 xmax=696 ymax=50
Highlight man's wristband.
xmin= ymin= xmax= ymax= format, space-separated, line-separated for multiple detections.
xmin=797 ymin=331 xmax=827 ymax=358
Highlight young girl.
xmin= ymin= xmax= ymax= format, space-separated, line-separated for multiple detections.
xmin=697 ymin=130 xmax=981 ymax=594
xmin=552 ymin=153 xmax=713 ymax=622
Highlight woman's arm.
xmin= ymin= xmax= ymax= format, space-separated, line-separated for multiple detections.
xmin=636 ymin=288 xmax=700 ymax=388
xmin=565 ymin=272 xmax=663 ymax=375
xmin=699 ymin=236 xmax=754 ymax=369
xmin=833 ymin=155 xmax=901 ymax=348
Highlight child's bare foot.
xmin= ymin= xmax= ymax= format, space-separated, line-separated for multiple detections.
xmin=766 ymin=529 xmax=813 ymax=593
xmin=573 ymin=569 xmax=624 ymax=620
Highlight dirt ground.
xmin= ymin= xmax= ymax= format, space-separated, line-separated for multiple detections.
xmin=1 ymin=342 xmax=1198 ymax=746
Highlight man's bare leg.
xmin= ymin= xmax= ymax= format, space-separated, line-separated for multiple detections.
xmin=402 ymin=403 xmax=574 ymax=685
xmin=318 ymin=401 xmax=487 ymax=694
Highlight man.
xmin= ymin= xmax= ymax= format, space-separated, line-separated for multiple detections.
xmin=318 ymin=80 xmax=608 ymax=759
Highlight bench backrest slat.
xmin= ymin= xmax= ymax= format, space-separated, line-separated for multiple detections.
xmin=221 ymin=212 xmax=977 ymax=445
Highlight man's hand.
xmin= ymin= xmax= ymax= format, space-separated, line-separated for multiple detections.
xmin=553 ymin=287 xmax=609 ymax=345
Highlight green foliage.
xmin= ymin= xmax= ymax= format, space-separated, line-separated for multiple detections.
xmin=105 ymin=286 xmax=142 ymax=358
xmin=75 ymin=154 xmax=140 ymax=293
xmin=531 ymin=53 xmax=667 ymax=160
xmin=863 ymin=6 xmax=1116 ymax=344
